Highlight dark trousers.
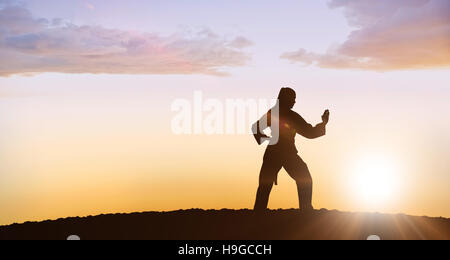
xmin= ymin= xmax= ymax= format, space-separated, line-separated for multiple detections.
xmin=254 ymin=149 xmax=313 ymax=211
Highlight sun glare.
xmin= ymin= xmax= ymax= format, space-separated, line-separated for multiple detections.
xmin=352 ymin=156 xmax=399 ymax=204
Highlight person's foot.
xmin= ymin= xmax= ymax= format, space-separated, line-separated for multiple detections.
xmin=300 ymin=205 xmax=315 ymax=214
xmin=253 ymin=208 xmax=270 ymax=215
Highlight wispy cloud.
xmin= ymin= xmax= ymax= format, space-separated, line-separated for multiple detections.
xmin=0 ymin=3 xmax=251 ymax=77
xmin=229 ymin=36 xmax=253 ymax=49
xmin=85 ymin=3 xmax=95 ymax=11
xmin=281 ymin=0 xmax=450 ymax=71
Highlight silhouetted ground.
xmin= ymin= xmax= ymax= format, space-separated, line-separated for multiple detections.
xmin=0 ymin=209 xmax=448 ymax=240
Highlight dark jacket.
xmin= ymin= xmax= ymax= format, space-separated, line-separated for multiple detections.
xmin=252 ymin=106 xmax=326 ymax=154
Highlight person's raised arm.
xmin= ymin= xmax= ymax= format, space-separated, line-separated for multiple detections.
xmin=293 ymin=110 xmax=330 ymax=139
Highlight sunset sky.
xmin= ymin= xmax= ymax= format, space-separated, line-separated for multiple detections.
xmin=0 ymin=0 xmax=449 ymax=225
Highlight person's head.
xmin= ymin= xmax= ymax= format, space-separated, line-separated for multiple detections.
xmin=278 ymin=87 xmax=296 ymax=110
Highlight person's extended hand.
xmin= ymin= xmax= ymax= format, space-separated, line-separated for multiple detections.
xmin=322 ymin=110 xmax=330 ymax=125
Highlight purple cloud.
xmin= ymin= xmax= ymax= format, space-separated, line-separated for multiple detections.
xmin=0 ymin=4 xmax=252 ymax=76
xmin=281 ymin=0 xmax=450 ymax=71
xmin=229 ymin=36 xmax=254 ymax=49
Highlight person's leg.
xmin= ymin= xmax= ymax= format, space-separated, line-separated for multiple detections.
xmin=254 ymin=151 xmax=282 ymax=211
xmin=283 ymin=154 xmax=313 ymax=211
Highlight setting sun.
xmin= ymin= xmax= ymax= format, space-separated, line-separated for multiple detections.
xmin=352 ymin=156 xmax=400 ymax=205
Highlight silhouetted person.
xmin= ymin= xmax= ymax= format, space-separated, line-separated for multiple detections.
xmin=252 ymin=87 xmax=330 ymax=212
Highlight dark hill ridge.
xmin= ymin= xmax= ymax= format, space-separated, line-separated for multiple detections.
xmin=0 ymin=209 xmax=448 ymax=240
